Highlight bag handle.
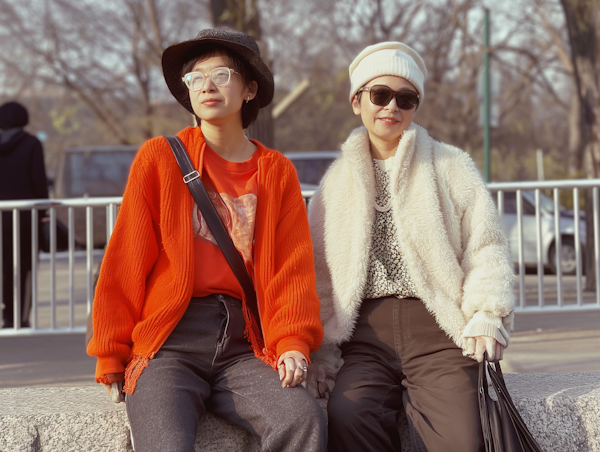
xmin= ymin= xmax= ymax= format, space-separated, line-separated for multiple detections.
xmin=165 ymin=136 xmax=263 ymax=345
xmin=481 ymin=352 xmax=543 ymax=452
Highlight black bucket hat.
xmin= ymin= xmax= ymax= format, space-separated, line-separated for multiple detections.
xmin=162 ymin=28 xmax=274 ymax=115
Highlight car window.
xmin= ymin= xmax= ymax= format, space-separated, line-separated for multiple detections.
xmin=65 ymin=151 xmax=137 ymax=197
xmin=497 ymin=192 xmax=535 ymax=215
xmin=290 ymin=158 xmax=337 ymax=186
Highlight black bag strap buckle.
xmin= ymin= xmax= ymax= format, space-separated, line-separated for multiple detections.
xmin=183 ymin=170 xmax=200 ymax=184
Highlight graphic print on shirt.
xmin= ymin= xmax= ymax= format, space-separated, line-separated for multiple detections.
xmin=192 ymin=189 xmax=257 ymax=265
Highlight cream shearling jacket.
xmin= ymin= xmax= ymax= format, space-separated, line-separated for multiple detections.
xmin=308 ymin=124 xmax=515 ymax=353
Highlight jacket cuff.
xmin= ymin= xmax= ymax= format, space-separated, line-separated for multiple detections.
xmin=462 ymin=311 xmax=510 ymax=346
xmin=95 ymin=355 xmax=128 ymax=384
xmin=275 ymin=337 xmax=311 ymax=364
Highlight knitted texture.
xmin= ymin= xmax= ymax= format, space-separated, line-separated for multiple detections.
xmin=462 ymin=310 xmax=510 ymax=347
xmin=348 ymin=42 xmax=427 ymax=102
xmin=87 ymin=127 xmax=323 ymax=393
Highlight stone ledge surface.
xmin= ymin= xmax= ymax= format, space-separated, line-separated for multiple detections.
xmin=0 ymin=373 xmax=598 ymax=451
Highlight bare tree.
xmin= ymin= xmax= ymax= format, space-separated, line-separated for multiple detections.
xmin=560 ymin=0 xmax=600 ymax=291
xmin=0 ymin=0 xmax=209 ymax=147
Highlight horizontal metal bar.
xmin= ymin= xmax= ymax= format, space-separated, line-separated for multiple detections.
xmin=487 ymin=178 xmax=600 ymax=191
xmin=514 ymin=304 xmax=600 ymax=314
xmin=0 ymin=197 xmax=123 ymax=210
xmin=2 ymin=179 xmax=598 ymax=210
xmin=0 ymin=326 xmax=87 ymax=337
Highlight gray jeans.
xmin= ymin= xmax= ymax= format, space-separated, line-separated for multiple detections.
xmin=126 ymin=294 xmax=326 ymax=452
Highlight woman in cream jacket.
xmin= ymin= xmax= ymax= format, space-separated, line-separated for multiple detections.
xmin=307 ymin=42 xmax=515 ymax=452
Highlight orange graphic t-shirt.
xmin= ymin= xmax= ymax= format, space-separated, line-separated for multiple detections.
xmin=192 ymin=143 xmax=261 ymax=299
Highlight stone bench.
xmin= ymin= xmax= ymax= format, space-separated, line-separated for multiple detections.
xmin=1 ymin=373 xmax=599 ymax=451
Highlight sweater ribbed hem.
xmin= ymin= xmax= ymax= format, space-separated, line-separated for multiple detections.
xmin=95 ymin=354 xmax=130 ymax=384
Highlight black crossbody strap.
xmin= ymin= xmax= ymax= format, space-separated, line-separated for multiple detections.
xmin=165 ymin=136 xmax=263 ymax=342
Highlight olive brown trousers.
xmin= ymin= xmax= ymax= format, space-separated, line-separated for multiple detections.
xmin=327 ymin=296 xmax=484 ymax=452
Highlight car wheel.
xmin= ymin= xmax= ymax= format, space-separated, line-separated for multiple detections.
xmin=548 ymin=236 xmax=582 ymax=276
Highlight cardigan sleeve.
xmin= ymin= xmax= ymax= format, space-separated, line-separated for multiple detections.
xmin=86 ymin=150 xmax=160 ymax=383
xmin=454 ymin=154 xmax=515 ymax=332
xmin=260 ymin=159 xmax=324 ymax=363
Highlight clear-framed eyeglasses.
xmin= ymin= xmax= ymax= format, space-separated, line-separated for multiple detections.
xmin=182 ymin=67 xmax=240 ymax=91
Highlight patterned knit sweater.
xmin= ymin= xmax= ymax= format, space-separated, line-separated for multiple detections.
xmin=364 ymin=157 xmax=419 ymax=299
xmin=87 ymin=127 xmax=323 ymax=394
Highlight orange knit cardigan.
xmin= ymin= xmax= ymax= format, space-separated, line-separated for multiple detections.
xmin=87 ymin=127 xmax=323 ymax=393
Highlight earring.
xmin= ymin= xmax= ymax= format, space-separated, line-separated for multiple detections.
xmin=246 ymin=96 xmax=250 ymax=104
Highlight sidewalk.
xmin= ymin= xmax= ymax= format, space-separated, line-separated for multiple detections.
xmin=0 ymin=310 xmax=599 ymax=389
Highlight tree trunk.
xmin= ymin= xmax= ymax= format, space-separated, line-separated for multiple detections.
xmin=560 ymin=0 xmax=600 ymax=291
xmin=567 ymin=85 xmax=583 ymax=176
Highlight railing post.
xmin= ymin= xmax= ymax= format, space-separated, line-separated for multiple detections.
xmin=12 ymin=208 xmax=21 ymax=329
xmin=594 ymin=187 xmax=600 ymax=307
xmin=31 ymin=208 xmax=38 ymax=330
xmin=50 ymin=207 xmax=56 ymax=329
xmin=497 ymin=191 xmax=504 ymax=224
xmin=86 ymin=206 xmax=94 ymax=317
xmin=554 ymin=188 xmax=563 ymax=307
xmin=535 ymin=189 xmax=544 ymax=307
xmin=68 ymin=207 xmax=75 ymax=329
xmin=573 ymin=188 xmax=582 ymax=306
xmin=516 ymin=190 xmax=525 ymax=308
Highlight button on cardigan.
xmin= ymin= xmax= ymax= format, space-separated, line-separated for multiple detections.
xmin=87 ymin=127 xmax=323 ymax=393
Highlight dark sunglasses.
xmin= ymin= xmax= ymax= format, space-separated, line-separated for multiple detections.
xmin=357 ymin=85 xmax=420 ymax=110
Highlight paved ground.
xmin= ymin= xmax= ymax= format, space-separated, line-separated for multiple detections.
xmin=0 ymin=310 xmax=598 ymax=389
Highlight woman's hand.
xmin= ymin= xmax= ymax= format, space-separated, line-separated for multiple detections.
xmin=278 ymin=351 xmax=308 ymax=388
xmin=464 ymin=336 xmax=504 ymax=363
xmin=103 ymin=381 xmax=125 ymax=403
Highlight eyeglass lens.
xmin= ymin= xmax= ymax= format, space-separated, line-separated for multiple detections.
xmin=185 ymin=68 xmax=232 ymax=91
xmin=369 ymin=86 xmax=418 ymax=110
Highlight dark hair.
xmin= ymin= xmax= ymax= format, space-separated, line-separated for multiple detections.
xmin=181 ymin=46 xmax=260 ymax=129
xmin=0 ymin=101 xmax=29 ymax=129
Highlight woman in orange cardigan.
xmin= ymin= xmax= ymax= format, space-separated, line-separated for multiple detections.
xmin=87 ymin=28 xmax=326 ymax=452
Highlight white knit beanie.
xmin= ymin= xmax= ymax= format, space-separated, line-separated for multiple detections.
xmin=349 ymin=42 xmax=427 ymax=104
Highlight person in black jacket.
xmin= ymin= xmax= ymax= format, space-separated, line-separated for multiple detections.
xmin=0 ymin=101 xmax=49 ymax=328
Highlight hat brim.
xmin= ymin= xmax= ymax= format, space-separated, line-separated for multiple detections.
xmin=162 ymin=37 xmax=274 ymax=115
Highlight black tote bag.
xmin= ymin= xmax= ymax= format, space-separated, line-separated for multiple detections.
xmin=478 ymin=353 xmax=543 ymax=452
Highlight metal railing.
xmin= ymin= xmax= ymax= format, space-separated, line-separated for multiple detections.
xmin=0 ymin=197 xmax=121 ymax=336
xmin=1 ymin=179 xmax=599 ymax=336
xmin=486 ymin=179 xmax=599 ymax=313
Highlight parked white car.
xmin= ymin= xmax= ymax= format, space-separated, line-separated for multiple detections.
xmin=491 ymin=190 xmax=586 ymax=275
